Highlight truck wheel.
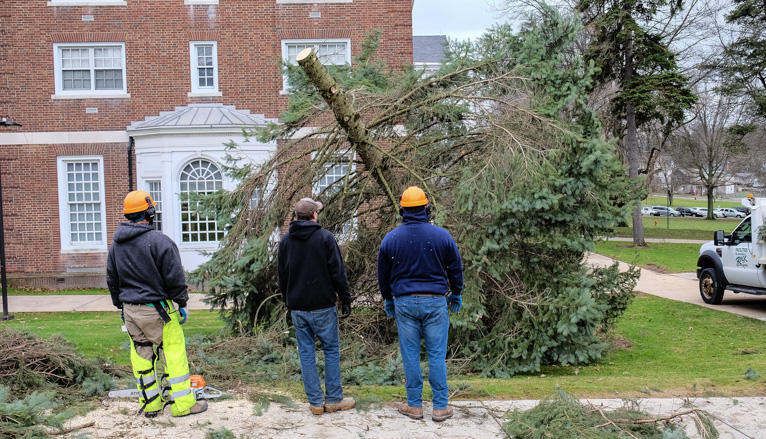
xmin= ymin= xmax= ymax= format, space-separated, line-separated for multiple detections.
xmin=699 ymin=268 xmax=724 ymax=304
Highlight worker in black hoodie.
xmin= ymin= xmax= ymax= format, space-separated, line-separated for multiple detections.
xmin=107 ymin=190 xmax=207 ymax=418
xmin=277 ymin=197 xmax=355 ymax=416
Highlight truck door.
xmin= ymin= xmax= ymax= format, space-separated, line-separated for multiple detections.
xmin=721 ymin=218 xmax=760 ymax=286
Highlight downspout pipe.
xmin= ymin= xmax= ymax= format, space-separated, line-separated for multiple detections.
xmin=128 ymin=136 xmax=134 ymax=191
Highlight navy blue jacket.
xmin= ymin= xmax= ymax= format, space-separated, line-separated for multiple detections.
xmin=107 ymin=222 xmax=189 ymax=309
xmin=278 ymin=220 xmax=351 ymax=311
xmin=377 ymin=209 xmax=463 ymax=300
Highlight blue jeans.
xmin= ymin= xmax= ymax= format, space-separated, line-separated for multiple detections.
xmin=291 ymin=306 xmax=343 ymax=406
xmin=394 ymin=295 xmax=450 ymax=409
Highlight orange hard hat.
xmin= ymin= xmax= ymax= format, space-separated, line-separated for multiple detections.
xmin=123 ymin=190 xmax=156 ymax=214
xmin=400 ymin=186 xmax=429 ymax=207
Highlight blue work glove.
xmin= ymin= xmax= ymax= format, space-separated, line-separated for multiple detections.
xmin=447 ymin=294 xmax=462 ymax=313
xmin=384 ymin=299 xmax=396 ymax=318
xmin=179 ymin=307 xmax=188 ymax=324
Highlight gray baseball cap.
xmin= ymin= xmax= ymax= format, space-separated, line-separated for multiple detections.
xmin=295 ymin=198 xmax=323 ymax=216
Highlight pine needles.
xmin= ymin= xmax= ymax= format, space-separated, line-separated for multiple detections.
xmin=504 ymin=388 xmax=719 ymax=439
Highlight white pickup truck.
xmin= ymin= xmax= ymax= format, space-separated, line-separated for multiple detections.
xmin=696 ymin=195 xmax=766 ymax=304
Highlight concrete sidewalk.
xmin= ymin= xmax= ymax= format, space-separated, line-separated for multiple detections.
xmin=8 ymin=250 xmax=766 ymax=320
xmin=5 ymin=292 xmax=211 ymax=313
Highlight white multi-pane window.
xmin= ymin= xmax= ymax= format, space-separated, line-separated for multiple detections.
xmin=53 ymin=43 xmax=127 ymax=96
xmin=282 ymin=39 xmax=350 ymax=90
xmin=314 ymin=153 xmax=356 ymax=239
xmin=179 ymin=159 xmax=224 ymax=243
xmin=189 ymin=41 xmax=219 ymax=94
xmin=57 ymin=157 xmax=106 ymax=250
xmin=147 ymin=181 xmax=163 ymax=232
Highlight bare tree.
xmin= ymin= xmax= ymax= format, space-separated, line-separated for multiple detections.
xmin=676 ymin=88 xmax=749 ymax=216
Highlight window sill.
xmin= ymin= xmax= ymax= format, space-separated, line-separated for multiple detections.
xmin=61 ymin=247 xmax=108 ymax=254
xmin=188 ymin=91 xmax=223 ymax=97
xmin=185 ymin=0 xmax=218 ymax=4
xmin=48 ymin=1 xmax=127 ymax=5
xmin=279 ymin=89 xmax=290 ymax=95
xmin=52 ymin=93 xmax=131 ymax=100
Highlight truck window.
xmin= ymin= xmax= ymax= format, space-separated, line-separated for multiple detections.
xmin=731 ymin=217 xmax=752 ymax=245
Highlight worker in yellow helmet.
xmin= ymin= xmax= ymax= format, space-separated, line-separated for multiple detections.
xmin=377 ymin=186 xmax=464 ymax=422
xmin=107 ymin=190 xmax=207 ymax=418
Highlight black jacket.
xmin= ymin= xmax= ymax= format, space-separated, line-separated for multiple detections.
xmin=277 ymin=220 xmax=350 ymax=311
xmin=107 ymin=222 xmax=189 ymax=309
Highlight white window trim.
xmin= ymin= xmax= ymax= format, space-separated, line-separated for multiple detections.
xmin=281 ymin=38 xmax=351 ymax=92
xmin=185 ymin=0 xmax=218 ymax=4
xmin=177 ymin=158 xmax=225 ymax=247
xmin=57 ymin=156 xmax=108 ymax=252
xmin=53 ymin=42 xmax=128 ymax=98
xmin=48 ymin=1 xmax=126 ymax=5
xmin=189 ymin=41 xmax=220 ymax=95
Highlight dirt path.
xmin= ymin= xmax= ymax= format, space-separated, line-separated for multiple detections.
xmin=59 ymin=395 xmax=766 ymax=438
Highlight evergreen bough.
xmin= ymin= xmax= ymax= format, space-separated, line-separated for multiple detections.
xmin=190 ymin=6 xmax=638 ymax=375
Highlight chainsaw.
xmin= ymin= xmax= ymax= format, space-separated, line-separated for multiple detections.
xmin=108 ymin=375 xmax=224 ymax=400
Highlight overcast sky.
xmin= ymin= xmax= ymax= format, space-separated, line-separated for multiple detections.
xmin=412 ymin=0 xmax=505 ymax=42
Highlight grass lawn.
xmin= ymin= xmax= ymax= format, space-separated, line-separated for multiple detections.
xmin=2 ymin=309 xmax=225 ymax=364
xmin=4 ymin=295 xmax=766 ymax=400
xmin=594 ymin=241 xmax=700 ymax=273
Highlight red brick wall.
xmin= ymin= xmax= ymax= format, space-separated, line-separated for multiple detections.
xmin=2 ymin=0 xmax=413 ymax=131
xmin=0 ymin=0 xmax=412 ymax=286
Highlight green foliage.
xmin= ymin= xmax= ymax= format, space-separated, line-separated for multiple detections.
xmin=0 ymin=386 xmax=71 ymax=438
xmin=205 ymin=427 xmax=236 ymax=439
xmin=744 ymin=367 xmax=760 ymax=381
xmin=719 ymin=0 xmax=766 ymax=119
xmin=190 ymin=7 xmax=637 ymax=377
xmin=503 ymin=387 xmax=716 ymax=438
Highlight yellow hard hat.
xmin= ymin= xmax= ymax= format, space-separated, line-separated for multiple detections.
xmin=123 ymin=190 xmax=156 ymax=214
xmin=400 ymin=186 xmax=429 ymax=207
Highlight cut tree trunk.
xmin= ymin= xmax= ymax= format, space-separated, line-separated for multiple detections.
xmin=296 ymin=47 xmax=399 ymax=206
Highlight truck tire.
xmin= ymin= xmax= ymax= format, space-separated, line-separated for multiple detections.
xmin=699 ymin=267 xmax=724 ymax=304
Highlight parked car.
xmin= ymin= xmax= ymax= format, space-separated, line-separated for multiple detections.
xmin=717 ymin=207 xmax=746 ymax=218
xmin=695 ymin=208 xmax=723 ymax=218
xmin=675 ymin=206 xmax=695 ymax=217
xmin=710 ymin=208 xmax=726 ymax=218
xmin=734 ymin=206 xmax=751 ymax=216
xmin=650 ymin=206 xmax=680 ymax=217
xmin=641 ymin=206 xmax=656 ymax=216
xmin=689 ymin=207 xmax=706 ymax=217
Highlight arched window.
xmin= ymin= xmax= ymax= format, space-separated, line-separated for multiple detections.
xmin=179 ymin=159 xmax=224 ymax=243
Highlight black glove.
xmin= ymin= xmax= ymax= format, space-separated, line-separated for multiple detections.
xmin=340 ymin=301 xmax=351 ymax=319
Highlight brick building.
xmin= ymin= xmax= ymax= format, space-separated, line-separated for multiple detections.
xmin=0 ymin=0 xmax=413 ymax=289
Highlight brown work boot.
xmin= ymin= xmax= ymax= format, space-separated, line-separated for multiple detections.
xmin=184 ymin=401 xmax=208 ymax=416
xmin=432 ymin=406 xmax=454 ymax=422
xmin=398 ymin=402 xmax=423 ymax=420
xmin=310 ymin=405 xmax=325 ymax=415
xmin=324 ymin=397 xmax=356 ymax=413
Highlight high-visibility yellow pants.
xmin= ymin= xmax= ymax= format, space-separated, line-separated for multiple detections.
xmin=125 ymin=303 xmax=197 ymax=416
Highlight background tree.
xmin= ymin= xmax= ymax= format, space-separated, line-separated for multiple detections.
xmin=576 ymin=0 xmax=696 ymax=246
xmin=191 ymin=7 xmax=638 ymax=375
xmin=675 ymin=88 xmax=752 ymax=216
xmin=717 ymin=0 xmax=766 ymax=121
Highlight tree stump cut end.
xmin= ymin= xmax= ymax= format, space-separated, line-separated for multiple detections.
xmin=296 ymin=47 xmax=314 ymax=62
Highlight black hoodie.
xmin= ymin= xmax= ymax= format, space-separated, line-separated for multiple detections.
xmin=107 ymin=222 xmax=189 ymax=309
xmin=277 ymin=219 xmax=350 ymax=311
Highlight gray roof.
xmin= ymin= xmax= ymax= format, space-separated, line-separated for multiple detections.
xmin=128 ymin=103 xmax=273 ymax=132
xmin=413 ymin=35 xmax=448 ymax=64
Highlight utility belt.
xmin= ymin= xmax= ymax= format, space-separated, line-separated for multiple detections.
xmin=402 ymin=293 xmax=444 ymax=297
xmin=124 ymin=300 xmax=174 ymax=323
